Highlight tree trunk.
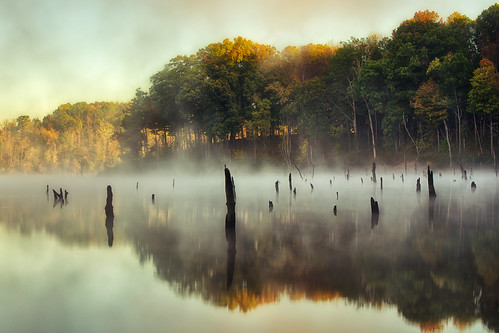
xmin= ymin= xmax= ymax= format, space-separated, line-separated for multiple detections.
xmin=491 ymin=117 xmax=496 ymax=172
xmin=443 ymin=120 xmax=452 ymax=168
xmin=363 ymin=97 xmax=376 ymax=160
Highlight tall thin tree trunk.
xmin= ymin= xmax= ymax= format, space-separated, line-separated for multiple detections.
xmin=363 ymin=97 xmax=376 ymax=160
xmin=444 ymin=120 xmax=452 ymax=168
xmin=491 ymin=117 xmax=496 ymax=171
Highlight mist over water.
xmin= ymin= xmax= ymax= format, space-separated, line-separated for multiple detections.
xmin=0 ymin=165 xmax=497 ymax=332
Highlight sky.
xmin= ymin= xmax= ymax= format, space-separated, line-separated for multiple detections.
xmin=0 ymin=0 xmax=496 ymax=122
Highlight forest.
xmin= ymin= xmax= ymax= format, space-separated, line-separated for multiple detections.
xmin=1 ymin=5 xmax=498 ymax=173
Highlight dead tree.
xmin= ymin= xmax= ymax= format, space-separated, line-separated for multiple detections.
xmin=105 ymin=185 xmax=114 ymax=218
xmin=370 ymin=197 xmax=379 ymax=228
xmin=370 ymin=197 xmax=379 ymax=214
xmin=225 ymin=167 xmax=236 ymax=228
xmin=428 ymin=166 xmax=437 ymax=197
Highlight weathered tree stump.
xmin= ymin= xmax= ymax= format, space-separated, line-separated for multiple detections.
xmin=275 ymin=180 xmax=279 ymax=193
xmin=288 ymin=173 xmax=292 ymax=191
xmin=225 ymin=167 xmax=236 ymax=228
xmin=269 ymin=200 xmax=273 ymax=212
xmin=370 ymin=197 xmax=379 ymax=214
xmin=105 ymin=185 xmax=114 ymax=218
xmin=416 ymin=178 xmax=421 ymax=192
xmin=152 ymin=194 xmax=155 ymax=204
xmin=380 ymin=177 xmax=383 ymax=190
xmin=372 ymin=162 xmax=377 ymax=183
xmin=471 ymin=181 xmax=477 ymax=192
xmin=428 ymin=166 xmax=437 ymax=197
xmin=333 ymin=205 xmax=337 ymax=216
xmin=370 ymin=197 xmax=379 ymax=229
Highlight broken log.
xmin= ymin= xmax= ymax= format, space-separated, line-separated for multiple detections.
xmin=428 ymin=166 xmax=437 ymax=197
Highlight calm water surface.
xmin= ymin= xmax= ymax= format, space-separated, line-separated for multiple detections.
xmin=0 ymin=168 xmax=497 ymax=333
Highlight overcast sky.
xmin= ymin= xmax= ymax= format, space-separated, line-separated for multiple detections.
xmin=0 ymin=0 xmax=495 ymax=121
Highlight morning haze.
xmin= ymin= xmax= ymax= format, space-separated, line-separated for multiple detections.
xmin=0 ymin=2 xmax=498 ymax=332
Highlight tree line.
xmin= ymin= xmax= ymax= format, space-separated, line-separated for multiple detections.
xmin=1 ymin=5 xmax=498 ymax=173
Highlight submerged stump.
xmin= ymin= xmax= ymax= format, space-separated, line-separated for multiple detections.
xmin=105 ymin=185 xmax=114 ymax=218
xmin=428 ymin=166 xmax=437 ymax=197
xmin=225 ymin=167 xmax=236 ymax=228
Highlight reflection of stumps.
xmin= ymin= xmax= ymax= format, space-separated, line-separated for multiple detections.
xmin=416 ymin=178 xmax=421 ymax=192
xmin=225 ymin=167 xmax=236 ymax=228
xmin=105 ymin=185 xmax=114 ymax=218
xmin=105 ymin=215 xmax=114 ymax=247
xmin=428 ymin=166 xmax=437 ymax=197
xmin=226 ymin=222 xmax=236 ymax=290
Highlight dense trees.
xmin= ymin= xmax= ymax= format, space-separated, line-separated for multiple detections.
xmin=0 ymin=102 xmax=126 ymax=173
xmin=1 ymin=4 xmax=498 ymax=172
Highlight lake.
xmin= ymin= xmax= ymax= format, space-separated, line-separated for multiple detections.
xmin=0 ymin=166 xmax=497 ymax=333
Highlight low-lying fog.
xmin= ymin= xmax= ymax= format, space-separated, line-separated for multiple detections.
xmin=0 ymin=164 xmax=497 ymax=333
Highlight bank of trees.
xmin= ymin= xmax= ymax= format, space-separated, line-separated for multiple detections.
xmin=0 ymin=5 xmax=497 ymax=172
xmin=0 ymin=102 xmax=126 ymax=172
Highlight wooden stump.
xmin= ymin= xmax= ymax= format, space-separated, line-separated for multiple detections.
xmin=225 ymin=167 xmax=236 ymax=228
xmin=105 ymin=185 xmax=114 ymax=218
xmin=428 ymin=166 xmax=437 ymax=197
xmin=416 ymin=178 xmax=421 ymax=192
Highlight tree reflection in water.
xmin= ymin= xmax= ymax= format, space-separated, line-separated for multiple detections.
xmin=0 ymin=174 xmax=496 ymax=332
xmin=126 ymin=179 xmax=498 ymax=332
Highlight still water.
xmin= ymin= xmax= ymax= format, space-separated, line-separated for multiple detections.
xmin=0 ymin=167 xmax=497 ymax=333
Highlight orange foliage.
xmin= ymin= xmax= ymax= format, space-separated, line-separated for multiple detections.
xmin=412 ymin=10 xmax=442 ymax=23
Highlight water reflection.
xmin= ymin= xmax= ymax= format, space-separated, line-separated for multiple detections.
xmin=0 ymin=173 xmax=497 ymax=332
xmin=105 ymin=215 xmax=114 ymax=247
xmin=225 ymin=222 xmax=236 ymax=290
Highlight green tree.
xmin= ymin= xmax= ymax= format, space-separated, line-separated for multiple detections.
xmin=468 ymin=58 xmax=499 ymax=166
